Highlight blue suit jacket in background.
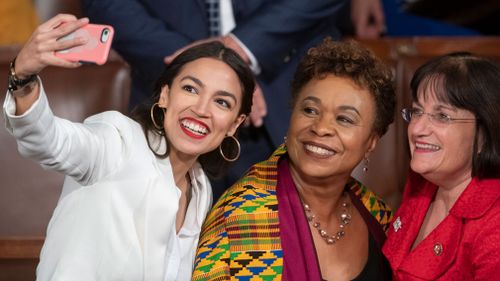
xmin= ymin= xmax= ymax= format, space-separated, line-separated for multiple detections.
xmin=83 ymin=0 xmax=347 ymax=147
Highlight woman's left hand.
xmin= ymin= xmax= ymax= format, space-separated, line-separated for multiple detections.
xmin=14 ymin=14 xmax=90 ymax=79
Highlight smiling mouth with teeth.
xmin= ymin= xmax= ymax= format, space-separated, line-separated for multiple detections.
xmin=415 ymin=142 xmax=441 ymax=151
xmin=181 ymin=120 xmax=208 ymax=136
xmin=304 ymin=144 xmax=336 ymax=156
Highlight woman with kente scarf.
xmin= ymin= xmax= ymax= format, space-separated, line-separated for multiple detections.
xmin=191 ymin=38 xmax=396 ymax=281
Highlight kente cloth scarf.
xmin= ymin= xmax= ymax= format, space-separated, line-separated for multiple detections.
xmin=192 ymin=145 xmax=392 ymax=281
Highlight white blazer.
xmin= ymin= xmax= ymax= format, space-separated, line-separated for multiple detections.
xmin=3 ymin=84 xmax=212 ymax=281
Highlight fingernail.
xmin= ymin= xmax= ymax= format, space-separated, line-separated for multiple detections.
xmin=79 ymin=17 xmax=89 ymax=23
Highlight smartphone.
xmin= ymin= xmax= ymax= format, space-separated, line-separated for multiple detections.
xmin=55 ymin=24 xmax=114 ymax=65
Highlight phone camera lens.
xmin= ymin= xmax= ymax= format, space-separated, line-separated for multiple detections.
xmin=101 ymin=28 xmax=111 ymax=43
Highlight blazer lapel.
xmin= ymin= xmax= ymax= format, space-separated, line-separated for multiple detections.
xmin=399 ymin=215 xmax=463 ymax=279
xmin=385 ymin=175 xmax=435 ymax=269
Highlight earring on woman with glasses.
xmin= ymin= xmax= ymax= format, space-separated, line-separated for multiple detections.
xmin=362 ymin=157 xmax=370 ymax=173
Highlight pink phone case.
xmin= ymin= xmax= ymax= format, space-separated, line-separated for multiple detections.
xmin=55 ymin=24 xmax=114 ymax=65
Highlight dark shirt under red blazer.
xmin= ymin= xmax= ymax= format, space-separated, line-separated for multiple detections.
xmin=383 ymin=171 xmax=500 ymax=280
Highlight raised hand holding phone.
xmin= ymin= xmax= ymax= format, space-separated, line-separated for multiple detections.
xmin=13 ymin=14 xmax=88 ymax=80
xmin=55 ymin=24 xmax=114 ymax=65
xmin=10 ymin=15 xmax=90 ymax=114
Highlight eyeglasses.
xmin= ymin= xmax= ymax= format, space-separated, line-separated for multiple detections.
xmin=401 ymin=108 xmax=476 ymax=125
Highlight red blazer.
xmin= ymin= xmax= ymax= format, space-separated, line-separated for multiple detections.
xmin=383 ymin=172 xmax=500 ymax=280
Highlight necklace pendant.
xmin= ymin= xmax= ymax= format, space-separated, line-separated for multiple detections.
xmin=340 ymin=213 xmax=351 ymax=225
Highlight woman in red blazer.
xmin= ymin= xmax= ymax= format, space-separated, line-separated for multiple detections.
xmin=383 ymin=52 xmax=500 ymax=280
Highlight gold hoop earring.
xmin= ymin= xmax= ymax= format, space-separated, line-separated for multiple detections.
xmin=219 ymin=135 xmax=241 ymax=162
xmin=150 ymin=103 xmax=166 ymax=130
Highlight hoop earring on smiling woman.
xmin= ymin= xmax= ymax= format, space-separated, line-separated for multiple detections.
xmin=150 ymin=102 xmax=166 ymax=131
xmin=219 ymin=135 xmax=241 ymax=162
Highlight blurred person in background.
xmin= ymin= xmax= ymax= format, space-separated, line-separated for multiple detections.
xmin=347 ymin=0 xmax=486 ymax=39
